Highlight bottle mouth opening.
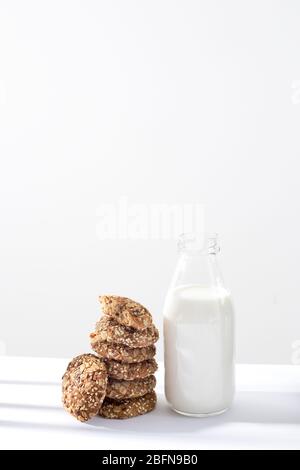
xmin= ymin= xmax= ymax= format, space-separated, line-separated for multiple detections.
xmin=178 ymin=232 xmax=220 ymax=254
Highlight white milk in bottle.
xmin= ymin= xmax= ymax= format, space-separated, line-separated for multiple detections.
xmin=163 ymin=234 xmax=235 ymax=416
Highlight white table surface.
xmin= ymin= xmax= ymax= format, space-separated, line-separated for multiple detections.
xmin=0 ymin=356 xmax=300 ymax=450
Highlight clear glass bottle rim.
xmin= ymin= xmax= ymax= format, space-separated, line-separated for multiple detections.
xmin=178 ymin=232 xmax=220 ymax=254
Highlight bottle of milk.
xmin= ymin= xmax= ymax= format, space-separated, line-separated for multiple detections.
xmin=163 ymin=233 xmax=235 ymax=417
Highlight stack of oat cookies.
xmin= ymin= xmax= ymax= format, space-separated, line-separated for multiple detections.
xmin=90 ymin=295 xmax=159 ymax=419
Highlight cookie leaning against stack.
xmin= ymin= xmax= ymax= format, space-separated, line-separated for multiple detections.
xmin=90 ymin=295 xmax=159 ymax=419
xmin=62 ymin=353 xmax=107 ymax=422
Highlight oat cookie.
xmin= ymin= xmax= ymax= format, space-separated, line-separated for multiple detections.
xmin=100 ymin=295 xmax=153 ymax=330
xmin=105 ymin=358 xmax=158 ymax=381
xmin=90 ymin=337 xmax=156 ymax=363
xmin=99 ymin=391 xmax=157 ymax=419
xmin=106 ymin=375 xmax=156 ymax=400
xmin=94 ymin=316 xmax=159 ymax=348
xmin=62 ymin=354 xmax=107 ymax=422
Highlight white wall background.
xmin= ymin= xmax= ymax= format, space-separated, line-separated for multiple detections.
xmin=0 ymin=0 xmax=300 ymax=363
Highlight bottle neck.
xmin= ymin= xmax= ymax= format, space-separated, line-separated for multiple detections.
xmin=171 ymin=251 xmax=224 ymax=290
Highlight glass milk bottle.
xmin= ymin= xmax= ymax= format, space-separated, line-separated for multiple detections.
xmin=163 ymin=233 xmax=235 ymax=417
